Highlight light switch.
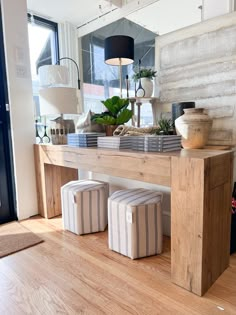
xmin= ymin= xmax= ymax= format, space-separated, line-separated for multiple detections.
xmin=16 ymin=65 xmax=27 ymax=78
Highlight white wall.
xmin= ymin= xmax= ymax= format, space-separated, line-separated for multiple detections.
xmin=155 ymin=11 xmax=236 ymax=181
xmin=1 ymin=0 xmax=38 ymax=220
xmin=202 ymin=0 xmax=233 ymax=20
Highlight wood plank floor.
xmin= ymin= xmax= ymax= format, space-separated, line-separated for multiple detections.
xmin=0 ymin=216 xmax=236 ymax=315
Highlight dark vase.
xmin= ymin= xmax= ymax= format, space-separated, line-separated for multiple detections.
xmin=105 ymin=125 xmax=118 ymax=136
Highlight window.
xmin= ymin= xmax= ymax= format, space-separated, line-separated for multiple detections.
xmin=27 ymin=14 xmax=59 ymax=117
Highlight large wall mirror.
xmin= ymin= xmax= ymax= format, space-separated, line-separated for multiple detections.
xmin=80 ymin=0 xmax=202 ymax=126
xmin=27 ymin=0 xmax=203 ymax=126
xmin=81 ymin=18 xmax=156 ymax=126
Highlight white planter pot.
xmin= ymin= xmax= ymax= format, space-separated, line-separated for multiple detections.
xmin=136 ymin=78 xmax=154 ymax=98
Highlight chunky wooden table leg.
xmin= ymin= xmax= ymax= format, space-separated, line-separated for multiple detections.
xmin=34 ymin=145 xmax=78 ymax=218
xmin=171 ymin=153 xmax=233 ymax=296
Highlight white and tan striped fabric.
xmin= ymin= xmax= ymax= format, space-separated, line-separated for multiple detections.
xmin=61 ymin=180 xmax=109 ymax=235
xmin=108 ymin=188 xmax=163 ymax=259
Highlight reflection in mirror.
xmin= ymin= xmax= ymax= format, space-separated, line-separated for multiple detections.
xmin=81 ymin=18 xmax=157 ymax=126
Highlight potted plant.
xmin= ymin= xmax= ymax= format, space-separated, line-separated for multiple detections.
xmin=153 ymin=118 xmax=174 ymax=135
xmin=132 ymin=66 xmax=157 ymax=98
xmin=91 ymin=96 xmax=133 ymax=136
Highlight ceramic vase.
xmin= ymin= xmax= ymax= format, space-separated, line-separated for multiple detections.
xmin=136 ymin=78 xmax=153 ymax=97
xmin=175 ymin=108 xmax=212 ymax=149
xmin=172 ymin=102 xmax=195 ymax=123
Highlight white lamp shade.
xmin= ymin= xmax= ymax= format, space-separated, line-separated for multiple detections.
xmin=38 ymin=65 xmax=69 ymax=87
xmin=39 ymin=87 xmax=79 ymax=115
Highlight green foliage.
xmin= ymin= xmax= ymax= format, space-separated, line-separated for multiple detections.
xmin=132 ymin=67 xmax=157 ymax=82
xmin=91 ymin=96 xmax=132 ymax=125
xmin=154 ymin=118 xmax=174 ymax=135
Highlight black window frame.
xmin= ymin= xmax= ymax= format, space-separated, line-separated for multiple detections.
xmin=27 ymin=13 xmax=60 ymax=66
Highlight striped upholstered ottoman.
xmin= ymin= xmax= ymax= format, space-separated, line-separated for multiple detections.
xmin=61 ymin=180 xmax=109 ymax=235
xmin=108 ymin=188 xmax=163 ymax=259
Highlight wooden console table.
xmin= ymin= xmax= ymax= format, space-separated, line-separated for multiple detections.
xmin=34 ymin=144 xmax=233 ymax=296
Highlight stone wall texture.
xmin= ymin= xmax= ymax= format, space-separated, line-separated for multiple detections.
xmin=155 ymin=12 xmax=236 ymax=148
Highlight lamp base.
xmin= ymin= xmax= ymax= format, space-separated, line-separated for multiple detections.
xmin=50 ymin=116 xmax=75 ymax=145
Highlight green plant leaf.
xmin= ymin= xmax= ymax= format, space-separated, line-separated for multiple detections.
xmin=101 ymin=96 xmax=129 ymax=116
xmin=132 ymin=67 xmax=157 ymax=82
xmin=93 ymin=116 xmax=117 ymax=125
xmin=101 ymin=98 xmax=116 ymax=116
xmin=91 ymin=96 xmax=132 ymax=125
xmin=91 ymin=112 xmax=110 ymax=121
xmin=116 ymin=109 xmax=133 ymax=125
xmin=156 ymin=118 xmax=173 ymax=135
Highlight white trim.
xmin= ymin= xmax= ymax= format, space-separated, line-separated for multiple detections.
xmin=1 ymin=0 xmax=38 ymax=220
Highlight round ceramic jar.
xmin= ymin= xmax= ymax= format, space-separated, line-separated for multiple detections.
xmin=175 ymin=108 xmax=212 ymax=149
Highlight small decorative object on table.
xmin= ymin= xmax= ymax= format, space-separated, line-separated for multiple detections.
xmin=155 ymin=117 xmax=174 ymax=135
xmin=35 ymin=120 xmax=43 ymax=144
xmin=50 ymin=116 xmax=75 ymax=145
xmin=97 ymin=136 xmax=133 ymax=149
xmin=42 ymin=125 xmax=50 ymax=143
xmin=67 ymin=132 xmax=105 ymax=147
xmin=131 ymin=135 xmax=182 ymax=152
xmin=113 ymin=125 xmax=160 ymax=136
xmin=172 ymin=101 xmax=195 ymax=134
xmin=175 ymin=108 xmax=212 ymax=149
xmin=91 ymin=96 xmax=132 ymax=136
xmin=172 ymin=102 xmax=195 ymax=123
xmin=132 ymin=60 xmax=157 ymax=98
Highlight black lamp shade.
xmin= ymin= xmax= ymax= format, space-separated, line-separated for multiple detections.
xmin=105 ymin=35 xmax=134 ymax=66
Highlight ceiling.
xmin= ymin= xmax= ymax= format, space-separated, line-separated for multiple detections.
xmin=127 ymin=0 xmax=202 ymax=35
xmin=26 ymin=0 xmax=117 ymax=26
xmin=27 ymin=0 xmax=202 ymax=36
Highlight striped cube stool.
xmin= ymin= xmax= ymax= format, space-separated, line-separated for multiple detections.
xmin=61 ymin=180 xmax=109 ymax=235
xmin=108 ymin=188 xmax=163 ymax=259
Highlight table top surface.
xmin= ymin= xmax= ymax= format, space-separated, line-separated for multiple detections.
xmin=36 ymin=144 xmax=233 ymax=160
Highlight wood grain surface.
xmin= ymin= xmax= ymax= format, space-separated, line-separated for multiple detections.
xmin=34 ymin=144 xmax=233 ymax=295
xmin=171 ymin=152 xmax=233 ymax=296
xmin=0 ymin=216 xmax=235 ymax=314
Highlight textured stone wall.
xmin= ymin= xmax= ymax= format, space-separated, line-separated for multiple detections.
xmin=155 ymin=12 xmax=236 ymax=147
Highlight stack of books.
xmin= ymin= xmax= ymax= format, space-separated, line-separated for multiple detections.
xmin=67 ymin=133 xmax=105 ymax=147
xmin=97 ymin=136 xmax=133 ymax=149
xmin=131 ymin=135 xmax=182 ymax=152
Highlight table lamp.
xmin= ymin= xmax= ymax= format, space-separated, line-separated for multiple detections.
xmin=104 ymin=35 xmax=134 ymax=98
xmin=38 ymin=57 xmax=80 ymax=89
